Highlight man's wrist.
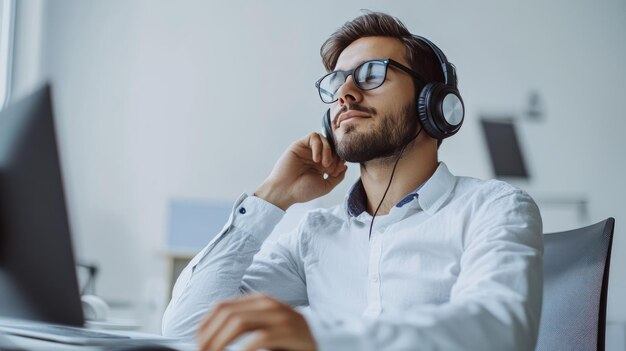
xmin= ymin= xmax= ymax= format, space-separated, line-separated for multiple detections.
xmin=254 ymin=182 xmax=292 ymax=211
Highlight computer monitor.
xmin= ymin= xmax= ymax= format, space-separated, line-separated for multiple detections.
xmin=480 ymin=119 xmax=530 ymax=179
xmin=0 ymin=85 xmax=84 ymax=326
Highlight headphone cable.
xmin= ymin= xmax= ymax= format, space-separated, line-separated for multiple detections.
xmin=368 ymin=127 xmax=423 ymax=240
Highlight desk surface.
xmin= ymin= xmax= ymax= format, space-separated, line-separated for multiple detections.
xmin=1 ymin=333 xmax=197 ymax=351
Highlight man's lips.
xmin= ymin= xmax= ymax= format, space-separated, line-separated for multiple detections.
xmin=336 ymin=111 xmax=371 ymax=127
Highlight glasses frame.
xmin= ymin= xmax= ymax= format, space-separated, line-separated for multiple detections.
xmin=314 ymin=58 xmax=428 ymax=104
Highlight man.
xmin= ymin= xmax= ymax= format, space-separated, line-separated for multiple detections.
xmin=162 ymin=11 xmax=543 ymax=351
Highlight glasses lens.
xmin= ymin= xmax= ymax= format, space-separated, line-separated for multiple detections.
xmin=316 ymin=61 xmax=387 ymax=103
xmin=355 ymin=61 xmax=386 ymax=90
xmin=318 ymin=71 xmax=346 ymax=103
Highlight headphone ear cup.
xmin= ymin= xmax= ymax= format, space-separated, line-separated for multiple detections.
xmin=418 ymin=82 xmax=464 ymax=140
xmin=418 ymin=83 xmax=446 ymax=140
xmin=322 ymin=109 xmax=336 ymax=154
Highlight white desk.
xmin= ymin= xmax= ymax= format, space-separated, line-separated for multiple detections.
xmin=1 ymin=333 xmax=197 ymax=351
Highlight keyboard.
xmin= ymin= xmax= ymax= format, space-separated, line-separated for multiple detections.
xmin=9 ymin=323 xmax=131 ymax=339
xmin=0 ymin=322 xmax=133 ymax=345
xmin=0 ymin=318 xmax=178 ymax=346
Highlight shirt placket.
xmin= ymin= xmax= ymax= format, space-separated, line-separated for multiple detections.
xmin=364 ymin=224 xmax=384 ymax=318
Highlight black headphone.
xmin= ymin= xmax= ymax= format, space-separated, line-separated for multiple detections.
xmin=322 ymin=35 xmax=464 ymax=153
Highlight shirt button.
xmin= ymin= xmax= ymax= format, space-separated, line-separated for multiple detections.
xmin=239 ymin=207 xmax=246 ymax=214
xmin=371 ymin=276 xmax=379 ymax=283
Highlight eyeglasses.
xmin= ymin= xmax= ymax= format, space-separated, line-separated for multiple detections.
xmin=315 ymin=58 xmax=427 ymax=104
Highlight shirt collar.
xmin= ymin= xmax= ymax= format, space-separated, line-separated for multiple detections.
xmin=416 ymin=162 xmax=456 ymax=215
xmin=343 ymin=162 xmax=456 ymax=218
xmin=345 ymin=180 xmax=367 ymax=217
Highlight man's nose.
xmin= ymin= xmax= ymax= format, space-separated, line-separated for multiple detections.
xmin=337 ymin=75 xmax=363 ymax=106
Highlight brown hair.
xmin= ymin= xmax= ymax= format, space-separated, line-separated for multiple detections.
xmin=320 ymin=11 xmax=443 ymax=85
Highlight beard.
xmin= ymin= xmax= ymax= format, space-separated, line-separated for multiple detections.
xmin=336 ymin=101 xmax=419 ymax=163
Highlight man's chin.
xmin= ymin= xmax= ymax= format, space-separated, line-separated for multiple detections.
xmin=337 ymin=137 xmax=404 ymax=164
xmin=336 ymin=141 xmax=376 ymax=163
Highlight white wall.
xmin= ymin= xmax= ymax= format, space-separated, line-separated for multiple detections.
xmin=11 ymin=0 xmax=42 ymax=99
xmin=11 ymin=0 xmax=626 ymax=337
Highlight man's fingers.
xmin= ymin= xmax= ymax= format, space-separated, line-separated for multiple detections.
xmin=318 ymin=134 xmax=334 ymax=168
xmin=203 ymin=310 xmax=284 ymax=351
xmin=306 ymin=132 xmax=336 ymax=167
xmin=241 ymin=323 xmax=313 ymax=351
xmin=324 ymin=156 xmax=346 ymax=177
xmin=198 ymin=301 xmax=230 ymax=342
xmin=197 ymin=295 xmax=316 ymax=351
xmin=308 ymin=133 xmax=323 ymax=164
xmin=198 ymin=295 xmax=274 ymax=349
xmin=241 ymin=329 xmax=277 ymax=351
xmin=198 ymin=301 xmax=241 ymax=349
xmin=326 ymin=164 xmax=347 ymax=188
xmin=331 ymin=158 xmax=347 ymax=175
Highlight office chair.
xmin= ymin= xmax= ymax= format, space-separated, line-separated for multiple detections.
xmin=536 ymin=218 xmax=615 ymax=351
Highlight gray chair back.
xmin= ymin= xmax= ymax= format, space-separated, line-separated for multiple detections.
xmin=536 ymin=218 xmax=615 ymax=351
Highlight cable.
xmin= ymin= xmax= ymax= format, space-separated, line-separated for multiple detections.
xmin=368 ymin=127 xmax=423 ymax=240
xmin=77 ymin=263 xmax=98 ymax=295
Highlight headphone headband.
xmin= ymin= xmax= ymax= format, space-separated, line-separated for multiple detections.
xmin=412 ymin=35 xmax=457 ymax=88
xmin=412 ymin=34 xmax=464 ymax=140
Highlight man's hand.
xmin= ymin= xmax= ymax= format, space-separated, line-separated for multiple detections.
xmin=197 ymin=294 xmax=316 ymax=351
xmin=255 ymin=132 xmax=347 ymax=210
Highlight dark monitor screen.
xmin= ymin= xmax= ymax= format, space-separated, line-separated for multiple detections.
xmin=0 ymin=85 xmax=84 ymax=326
xmin=480 ymin=119 xmax=529 ymax=178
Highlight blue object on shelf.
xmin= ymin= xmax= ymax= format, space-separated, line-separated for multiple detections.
xmin=166 ymin=199 xmax=232 ymax=250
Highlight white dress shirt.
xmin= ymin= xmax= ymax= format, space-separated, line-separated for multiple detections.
xmin=162 ymin=162 xmax=543 ymax=350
